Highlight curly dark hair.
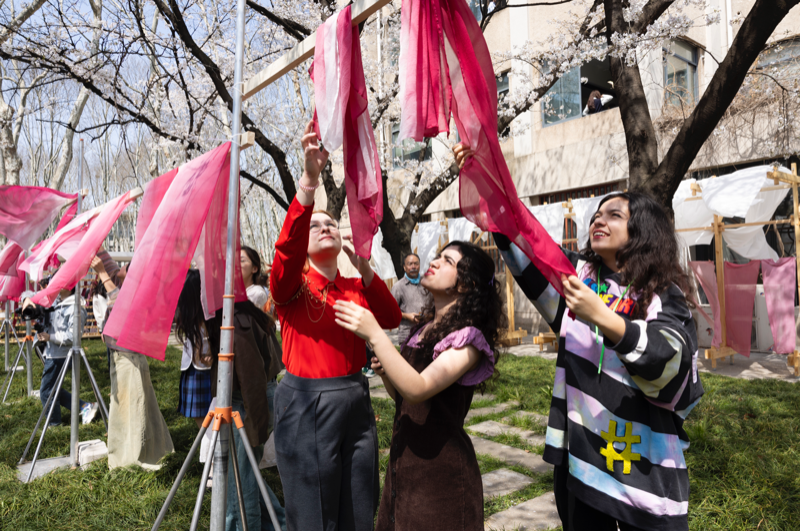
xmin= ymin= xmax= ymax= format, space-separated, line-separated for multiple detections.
xmin=582 ymin=190 xmax=695 ymax=319
xmin=409 ymin=240 xmax=506 ymax=384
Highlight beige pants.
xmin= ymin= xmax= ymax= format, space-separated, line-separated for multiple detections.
xmin=108 ymin=350 xmax=174 ymax=470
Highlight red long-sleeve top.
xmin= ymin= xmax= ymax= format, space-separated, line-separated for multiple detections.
xmin=270 ymin=198 xmax=402 ymax=379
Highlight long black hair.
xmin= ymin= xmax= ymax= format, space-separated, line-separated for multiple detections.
xmin=242 ymin=245 xmax=267 ymax=286
xmin=410 ymin=240 xmax=506 ymax=379
xmin=582 ymin=190 xmax=694 ymax=319
xmin=175 ymin=269 xmax=207 ymax=356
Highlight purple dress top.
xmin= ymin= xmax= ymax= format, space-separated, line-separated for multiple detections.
xmin=406 ymin=325 xmax=495 ymax=386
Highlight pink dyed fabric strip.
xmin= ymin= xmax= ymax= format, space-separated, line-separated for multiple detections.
xmin=0 ymin=186 xmax=76 ymax=250
xmin=407 ymin=325 xmax=495 ymax=386
xmin=398 ymin=0 xmax=576 ymax=295
xmin=31 ymin=190 xmax=136 ymax=307
xmin=0 ymin=249 xmax=26 ymax=303
xmin=724 ymin=260 xmax=761 ymax=357
xmin=761 ymin=257 xmax=796 ymax=354
xmin=689 ymin=261 xmax=722 ymax=348
xmin=104 ymin=143 xmax=247 ymax=361
xmin=311 ymin=5 xmax=382 ymax=259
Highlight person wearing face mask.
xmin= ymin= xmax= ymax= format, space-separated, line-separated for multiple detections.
xmin=390 ymin=253 xmax=432 ymax=346
xmin=454 ymin=144 xmax=704 ymax=531
xmin=334 ymin=240 xmax=504 ymax=531
xmin=269 ymin=121 xmax=402 ymax=531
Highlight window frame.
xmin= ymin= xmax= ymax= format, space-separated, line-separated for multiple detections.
xmin=662 ymin=40 xmax=700 ymax=107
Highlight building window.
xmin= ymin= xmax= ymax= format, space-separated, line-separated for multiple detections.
xmin=538 ymin=182 xmax=620 ymax=252
xmin=542 ymin=57 xmax=616 ymax=127
xmin=497 ymin=71 xmax=509 ymax=98
xmin=392 ymin=123 xmax=432 ymax=168
xmin=663 ymin=40 xmax=699 ymax=107
xmin=468 ymin=0 xmax=483 ymax=22
xmin=757 ymin=37 xmax=800 ymax=76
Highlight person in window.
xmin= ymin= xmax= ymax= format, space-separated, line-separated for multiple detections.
xmin=270 ymin=120 xmax=402 ymax=531
xmin=583 ymin=90 xmax=614 ymax=116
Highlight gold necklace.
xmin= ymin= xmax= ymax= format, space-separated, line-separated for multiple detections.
xmin=303 ymin=279 xmax=330 ymax=323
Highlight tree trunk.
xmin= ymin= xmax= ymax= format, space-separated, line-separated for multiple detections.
xmin=48 ymin=87 xmax=91 ymax=190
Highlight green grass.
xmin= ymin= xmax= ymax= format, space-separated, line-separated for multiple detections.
xmin=1 ymin=343 xmax=799 ymax=530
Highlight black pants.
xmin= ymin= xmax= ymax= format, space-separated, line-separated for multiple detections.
xmin=554 ymin=464 xmax=646 ymax=531
xmin=274 ymin=371 xmax=379 ymax=531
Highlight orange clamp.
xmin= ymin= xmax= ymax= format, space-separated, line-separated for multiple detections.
xmin=231 ymin=411 xmax=245 ymax=430
xmin=202 ymin=410 xmax=215 ymax=429
xmin=218 ymin=353 xmax=234 ymax=362
xmin=223 ymin=294 xmax=235 ymax=299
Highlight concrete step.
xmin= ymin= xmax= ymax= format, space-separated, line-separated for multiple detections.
xmin=470 ymin=436 xmax=552 ymax=474
xmin=466 ymin=401 xmax=519 ymax=421
xmin=482 ymin=468 xmax=533 ymax=499
xmin=469 ymin=420 xmax=545 ymax=447
xmin=370 ymin=387 xmax=394 ymax=400
xmin=484 ymin=491 xmax=561 ymax=530
xmin=368 ymin=376 xmax=384 ymax=388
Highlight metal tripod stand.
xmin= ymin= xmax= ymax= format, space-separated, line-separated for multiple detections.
xmin=1 ymin=317 xmax=37 ymax=403
xmin=151 ymin=408 xmax=282 ymax=531
xmin=17 ymin=342 xmax=110 ymax=482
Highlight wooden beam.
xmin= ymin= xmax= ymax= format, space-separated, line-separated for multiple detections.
xmin=241 ymin=0 xmax=393 ymax=101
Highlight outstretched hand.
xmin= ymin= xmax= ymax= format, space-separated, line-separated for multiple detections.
xmin=90 ymin=256 xmax=106 ymax=274
xmin=301 ymin=119 xmax=329 ymax=181
xmin=334 ymin=300 xmax=383 ymax=343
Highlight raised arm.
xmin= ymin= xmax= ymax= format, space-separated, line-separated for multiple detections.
xmin=270 ymin=121 xmax=329 ymax=303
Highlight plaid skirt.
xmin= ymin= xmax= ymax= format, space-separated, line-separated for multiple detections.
xmin=177 ymin=365 xmax=212 ymax=419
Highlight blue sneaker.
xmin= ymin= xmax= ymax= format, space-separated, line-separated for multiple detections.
xmin=81 ymin=402 xmax=99 ymax=425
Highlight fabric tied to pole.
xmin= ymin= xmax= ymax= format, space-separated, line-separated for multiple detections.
xmin=0 ymin=186 xmax=77 ymax=250
xmin=0 ymin=241 xmax=23 ymax=277
xmin=689 ymin=261 xmax=722 ymax=347
xmin=724 ymin=260 xmax=761 ymax=357
xmin=30 ymin=190 xmax=137 ymax=307
xmin=310 ymin=5 xmax=382 ymax=259
xmin=761 ymin=257 xmax=797 ymax=354
xmin=398 ymin=0 xmax=575 ymax=294
xmin=103 ymin=143 xmax=247 ymax=361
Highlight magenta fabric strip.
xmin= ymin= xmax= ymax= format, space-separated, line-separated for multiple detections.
xmin=310 ymin=5 xmax=382 ymax=259
xmin=761 ymin=257 xmax=797 ymax=354
xmin=689 ymin=261 xmax=722 ymax=348
xmin=0 ymin=248 xmax=26 ymax=303
xmin=0 ymin=186 xmax=76 ymax=250
xmin=398 ymin=0 xmax=575 ymax=295
xmin=31 ymin=190 xmax=136 ymax=307
xmin=104 ymin=143 xmax=246 ymax=361
xmin=0 ymin=241 xmax=22 ymax=277
xmin=723 ymin=261 xmax=761 ymax=357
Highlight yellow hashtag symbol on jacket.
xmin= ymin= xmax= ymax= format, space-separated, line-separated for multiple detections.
xmin=600 ymin=420 xmax=641 ymax=474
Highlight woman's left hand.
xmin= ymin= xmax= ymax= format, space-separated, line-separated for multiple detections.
xmin=334 ymin=300 xmax=382 ymax=343
xmin=561 ymin=274 xmax=611 ymax=325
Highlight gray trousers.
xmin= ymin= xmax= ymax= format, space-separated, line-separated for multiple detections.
xmin=274 ymin=372 xmax=379 ymax=531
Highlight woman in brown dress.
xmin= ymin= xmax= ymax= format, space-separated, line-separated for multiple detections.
xmin=334 ymin=240 xmax=505 ymax=530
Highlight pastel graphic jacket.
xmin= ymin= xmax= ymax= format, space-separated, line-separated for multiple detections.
xmin=495 ymin=234 xmax=704 ymax=531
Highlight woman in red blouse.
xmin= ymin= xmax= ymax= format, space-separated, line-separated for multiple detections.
xmin=270 ymin=121 xmax=402 ymax=531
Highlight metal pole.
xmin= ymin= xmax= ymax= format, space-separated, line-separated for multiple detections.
xmin=209 ymin=0 xmax=247 ymax=527
xmin=4 ymin=301 xmax=9 ymax=371
xmin=25 ymin=317 xmax=33 ymax=396
xmin=70 ymin=139 xmax=84 ymax=468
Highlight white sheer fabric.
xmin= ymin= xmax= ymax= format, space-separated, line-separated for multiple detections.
xmin=529 ymin=203 xmax=566 ymax=245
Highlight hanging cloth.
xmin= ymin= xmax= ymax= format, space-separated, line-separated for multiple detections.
xmin=689 ymin=261 xmax=722 ymax=347
xmin=0 ymin=241 xmax=23 ymax=277
xmin=398 ymin=0 xmax=575 ymax=295
xmin=724 ymin=261 xmax=761 ymax=357
xmin=310 ymin=5 xmax=382 ymax=259
xmin=571 ymin=196 xmax=609 ymax=250
xmin=0 ymin=250 xmax=26 ymax=303
xmin=30 ymin=190 xmax=137 ymax=307
xmin=761 ymin=257 xmax=797 ymax=354
xmin=414 ymin=221 xmax=446 ymax=273
xmin=528 ymin=203 xmax=565 ymax=245
xmin=0 ymin=186 xmax=76 ymax=250
xmin=371 ymin=228 xmax=397 ymax=280
xmin=447 ymin=217 xmax=479 ymax=244
xmin=103 ymin=143 xmax=247 ymax=361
